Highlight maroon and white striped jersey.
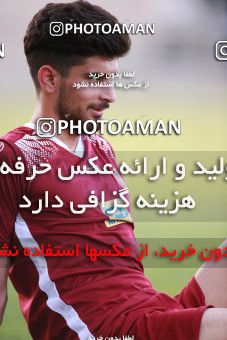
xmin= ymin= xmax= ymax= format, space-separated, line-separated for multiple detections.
xmin=0 ymin=125 xmax=155 ymax=340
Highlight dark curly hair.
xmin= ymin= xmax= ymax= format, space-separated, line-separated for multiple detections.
xmin=24 ymin=0 xmax=131 ymax=90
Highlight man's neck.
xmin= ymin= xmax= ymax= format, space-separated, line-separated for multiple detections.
xmin=30 ymin=104 xmax=80 ymax=152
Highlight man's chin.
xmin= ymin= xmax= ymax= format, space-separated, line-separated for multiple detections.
xmin=82 ymin=118 xmax=103 ymax=135
xmin=67 ymin=118 xmax=103 ymax=135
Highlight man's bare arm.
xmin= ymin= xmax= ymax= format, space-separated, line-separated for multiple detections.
xmin=0 ymin=257 xmax=9 ymax=325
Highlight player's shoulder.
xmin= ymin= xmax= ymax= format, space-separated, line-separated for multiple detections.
xmin=0 ymin=125 xmax=33 ymax=161
xmin=0 ymin=125 xmax=59 ymax=167
xmin=82 ymin=133 xmax=116 ymax=160
xmin=0 ymin=125 xmax=34 ymax=144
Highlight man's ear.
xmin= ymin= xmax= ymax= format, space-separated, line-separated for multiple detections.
xmin=37 ymin=65 xmax=60 ymax=93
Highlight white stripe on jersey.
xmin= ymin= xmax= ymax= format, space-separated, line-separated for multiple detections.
xmin=14 ymin=213 xmax=94 ymax=340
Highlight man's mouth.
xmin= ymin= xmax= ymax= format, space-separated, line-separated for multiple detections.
xmin=89 ymin=103 xmax=109 ymax=117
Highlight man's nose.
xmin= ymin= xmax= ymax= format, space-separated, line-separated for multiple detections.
xmin=99 ymin=87 xmax=116 ymax=103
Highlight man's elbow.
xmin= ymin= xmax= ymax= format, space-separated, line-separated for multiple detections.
xmin=0 ymin=290 xmax=8 ymax=325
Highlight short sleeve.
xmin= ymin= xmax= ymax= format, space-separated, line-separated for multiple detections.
xmin=0 ymin=140 xmax=26 ymax=244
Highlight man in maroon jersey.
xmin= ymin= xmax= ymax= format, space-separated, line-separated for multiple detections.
xmin=1 ymin=1 xmax=227 ymax=339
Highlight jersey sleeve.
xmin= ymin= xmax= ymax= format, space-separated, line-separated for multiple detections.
xmin=0 ymin=140 xmax=26 ymax=244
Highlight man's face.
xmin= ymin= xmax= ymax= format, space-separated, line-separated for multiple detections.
xmin=56 ymin=56 xmax=118 ymax=129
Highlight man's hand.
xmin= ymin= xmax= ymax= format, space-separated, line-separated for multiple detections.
xmin=0 ymin=257 xmax=9 ymax=325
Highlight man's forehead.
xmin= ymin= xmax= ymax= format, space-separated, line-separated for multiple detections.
xmin=72 ymin=56 xmax=119 ymax=74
